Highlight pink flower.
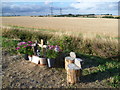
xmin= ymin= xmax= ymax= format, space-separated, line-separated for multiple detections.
xmin=49 ymin=45 xmax=55 ymax=50
xmin=17 ymin=42 xmax=22 ymax=46
xmin=21 ymin=42 xmax=27 ymax=45
xmin=16 ymin=47 xmax=20 ymax=50
xmin=28 ymin=41 xmax=32 ymax=44
xmin=54 ymin=45 xmax=62 ymax=52
xmin=18 ymin=42 xmax=27 ymax=46
xmin=23 ymin=46 xmax=27 ymax=48
xmin=27 ymin=44 xmax=32 ymax=46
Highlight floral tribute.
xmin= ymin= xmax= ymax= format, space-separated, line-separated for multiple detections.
xmin=16 ymin=41 xmax=33 ymax=55
xmin=46 ymin=45 xmax=62 ymax=59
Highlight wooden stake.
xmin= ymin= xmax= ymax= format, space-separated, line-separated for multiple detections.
xmin=41 ymin=39 xmax=44 ymax=45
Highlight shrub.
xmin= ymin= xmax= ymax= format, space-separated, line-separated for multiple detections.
xmin=102 ymin=16 xmax=114 ymax=18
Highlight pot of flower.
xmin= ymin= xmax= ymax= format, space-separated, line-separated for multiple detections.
xmin=46 ymin=45 xmax=62 ymax=68
xmin=16 ymin=41 xmax=33 ymax=60
xmin=39 ymin=47 xmax=47 ymax=66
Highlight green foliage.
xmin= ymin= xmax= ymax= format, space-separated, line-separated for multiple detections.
xmin=2 ymin=28 xmax=118 ymax=60
xmin=114 ymin=16 xmax=120 ymax=19
xmin=80 ymin=53 xmax=120 ymax=88
xmin=16 ymin=41 xmax=33 ymax=55
xmin=2 ymin=37 xmax=19 ymax=55
xmin=102 ymin=16 xmax=114 ymax=18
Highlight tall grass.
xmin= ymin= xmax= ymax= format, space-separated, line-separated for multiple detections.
xmin=2 ymin=27 xmax=118 ymax=60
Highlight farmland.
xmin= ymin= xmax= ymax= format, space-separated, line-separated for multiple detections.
xmin=2 ymin=16 xmax=118 ymax=38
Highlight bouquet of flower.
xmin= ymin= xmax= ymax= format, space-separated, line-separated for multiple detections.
xmin=46 ymin=45 xmax=62 ymax=59
xmin=16 ymin=41 xmax=33 ymax=55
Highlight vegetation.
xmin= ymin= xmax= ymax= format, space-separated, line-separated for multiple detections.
xmin=114 ymin=16 xmax=120 ymax=19
xmin=102 ymin=16 xmax=114 ymax=18
xmin=2 ymin=27 xmax=118 ymax=59
xmin=2 ymin=26 xmax=119 ymax=88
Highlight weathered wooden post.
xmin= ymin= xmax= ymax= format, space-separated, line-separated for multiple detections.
xmin=67 ymin=63 xmax=81 ymax=84
xmin=65 ymin=52 xmax=76 ymax=70
xmin=65 ymin=57 xmax=74 ymax=70
xmin=66 ymin=52 xmax=83 ymax=85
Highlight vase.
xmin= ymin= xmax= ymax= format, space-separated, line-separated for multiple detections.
xmin=47 ymin=58 xmax=55 ymax=68
xmin=39 ymin=57 xmax=47 ymax=66
xmin=24 ymin=54 xmax=29 ymax=60
xmin=31 ymin=55 xmax=40 ymax=64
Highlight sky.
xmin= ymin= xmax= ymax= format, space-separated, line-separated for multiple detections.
xmin=1 ymin=0 xmax=120 ymax=16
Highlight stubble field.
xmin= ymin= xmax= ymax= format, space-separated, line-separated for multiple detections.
xmin=2 ymin=16 xmax=118 ymax=38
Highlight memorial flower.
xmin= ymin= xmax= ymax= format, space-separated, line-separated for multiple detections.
xmin=46 ymin=45 xmax=62 ymax=59
xmin=16 ymin=41 xmax=33 ymax=55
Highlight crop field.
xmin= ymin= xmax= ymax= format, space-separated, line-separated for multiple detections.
xmin=2 ymin=16 xmax=118 ymax=38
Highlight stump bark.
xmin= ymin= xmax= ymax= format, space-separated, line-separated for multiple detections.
xmin=67 ymin=63 xmax=82 ymax=85
xmin=65 ymin=57 xmax=74 ymax=70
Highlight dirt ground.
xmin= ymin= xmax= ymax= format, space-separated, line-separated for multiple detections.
xmin=2 ymin=52 xmax=111 ymax=88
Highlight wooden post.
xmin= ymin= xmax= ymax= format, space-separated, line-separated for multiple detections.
xmin=41 ymin=39 xmax=44 ymax=45
xmin=67 ymin=63 xmax=82 ymax=85
xmin=65 ymin=57 xmax=74 ymax=71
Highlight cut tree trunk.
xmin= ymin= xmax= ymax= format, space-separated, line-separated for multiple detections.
xmin=67 ymin=63 xmax=82 ymax=85
xmin=65 ymin=57 xmax=74 ymax=71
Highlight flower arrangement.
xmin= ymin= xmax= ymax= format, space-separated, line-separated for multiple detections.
xmin=46 ymin=45 xmax=62 ymax=59
xmin=16 ymin=41 xmax=33 ymax=55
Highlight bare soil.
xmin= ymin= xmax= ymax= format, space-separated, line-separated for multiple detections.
xmin=2 ymin=52 xmax=111 ymax=88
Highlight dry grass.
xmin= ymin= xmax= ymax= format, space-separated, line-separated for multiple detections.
xmin=2 ymin=16 xmax=118 ymax=39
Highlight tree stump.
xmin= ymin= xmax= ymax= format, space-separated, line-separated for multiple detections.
xmin=65 ymin=57 xmax=74 ymax=71
xmin=67 ymin=63 xmax=82 ymax=85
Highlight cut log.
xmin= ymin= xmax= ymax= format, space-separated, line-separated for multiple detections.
xmin=67 ymin=63 xmax=82 ymax=85
xmin=65 ymin=57 xmax=74 ymax=70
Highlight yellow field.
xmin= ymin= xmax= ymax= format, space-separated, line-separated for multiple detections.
xmin=2 ymin=16 xmax=118 ymax=38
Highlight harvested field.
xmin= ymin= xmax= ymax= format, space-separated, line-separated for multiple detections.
xmin=2 ymin=16 xmax=118 ymax=38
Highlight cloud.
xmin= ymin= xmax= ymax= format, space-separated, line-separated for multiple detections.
xmin=2 ymin=0 xmax=75 ymax=2
xmin=2 ymin=1 xmax=118 ymax=16
xmin=71 ymin=2 xmax=118 ymax=10
xmin=75 ymin=0 xmax=119 ymax=2
xmin=2 ymin=3 xmax=50 ymax=13
xmin=71 ymin=2 xmax=96 ymax=10
xmin=44 ymin=0 xmax=53 ymax=5
xmin=70 ymin=2 xmax=118 ymax=15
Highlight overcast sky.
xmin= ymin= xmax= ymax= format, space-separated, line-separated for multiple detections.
xmin=2 ymin=0 xmax=119 ymax=16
